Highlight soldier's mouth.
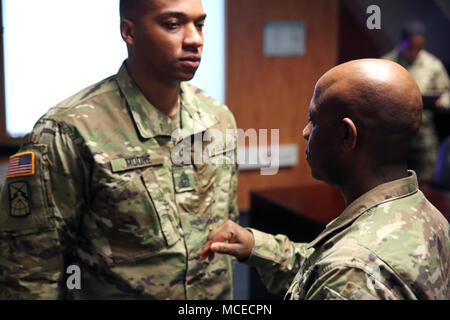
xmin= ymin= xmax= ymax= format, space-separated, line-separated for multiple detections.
xmin=179 ymin=56 xmax=201 ymax=69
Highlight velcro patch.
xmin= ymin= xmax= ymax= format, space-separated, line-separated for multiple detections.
xmin=8 ymin=181 xmax=32 ymax=218
xmin=6 ymin=152 xmax=35 ymax=179
xmin=173 ymin=166 xmax=196 ymax=193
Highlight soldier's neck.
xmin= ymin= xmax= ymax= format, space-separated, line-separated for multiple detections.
xmin=340 ymin=165 xmax=409 ymax=207
xmin=126 ymin=61 xmax=181 ymax=117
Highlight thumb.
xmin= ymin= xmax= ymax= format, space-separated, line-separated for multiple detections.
xmin=210 ymin=242 xmax=242 ymax=257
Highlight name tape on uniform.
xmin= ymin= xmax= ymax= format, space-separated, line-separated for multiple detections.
xmin=111 ymin=155 xmax=164 ymax=173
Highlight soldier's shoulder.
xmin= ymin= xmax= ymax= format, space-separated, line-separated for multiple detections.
xmin=354 ymin=193 xmax=443 ymax=249
xmin=420 ymin=50 xmax=446 ymax=69
xmin=312 ymin=192 xmax=449 ymax=299
xmin=25 ymin=75 xmax=120 ymax=145
xmin=351 ymin=193 xmax=448 ymax=291
xmin=41 ymin=75 xmax=119 ymax=122
xmin=318 ymin=191 xmax=447 ymax=270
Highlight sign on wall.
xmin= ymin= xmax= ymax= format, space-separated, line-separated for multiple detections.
xmin=263 ymin=22 xmax=306 ymax=57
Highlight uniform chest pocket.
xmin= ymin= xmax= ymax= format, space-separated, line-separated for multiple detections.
xmin=196 ymin=146 xmax=235 ymax=190
xmin=187 ymin=146 xmax=236 ymax=224
xmin=91 ymin=165 xmax=181 ymax=264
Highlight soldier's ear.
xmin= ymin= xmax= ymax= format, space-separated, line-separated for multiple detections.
xmin=341 ymin=118 xmax=357 ymax=151
xmin=121 ymin=19 xmax=136 ymax=46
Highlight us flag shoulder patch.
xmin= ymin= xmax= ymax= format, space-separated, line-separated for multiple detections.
xmin=6 ymin=152 xmax=35 ymax=179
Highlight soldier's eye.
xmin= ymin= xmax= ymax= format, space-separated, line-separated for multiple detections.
xmin=164 ymin=20 xmax=180 ymax=30
xmin=196 ymin=21 xmax=205 ymax=31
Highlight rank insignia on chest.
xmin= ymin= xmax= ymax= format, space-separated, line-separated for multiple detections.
xmin=173 ymin=166 xmax=196 ymax=193
xmin=8 ymin=181 xmax=32 ymax=218
xmin=6 ymin=152 xmax=35 ymax=179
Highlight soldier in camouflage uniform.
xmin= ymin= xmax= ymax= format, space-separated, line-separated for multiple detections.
xmin=0 ymin=0 xmax=238 ymax=299
xmin=383 ymin=20 xmax=450 ymax=181
xmin=201 ymin=59 xmax=450 ymax=300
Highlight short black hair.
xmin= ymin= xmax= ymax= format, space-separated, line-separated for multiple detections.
xmin=120 ymin=0 xmax=128 ymax=18
xmin=400 ymin=20 xmax=426 ymax=41
xmin=120 ymin=0 xmax=153 ymax=19
xmin=120 ymin=0 xmax=134 ymax=19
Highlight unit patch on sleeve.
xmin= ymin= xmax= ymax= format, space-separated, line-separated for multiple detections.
xmin=8 ymin=181 xmax=32 ymax=217
xmin=6 ymin=152 xmax=35 ymax=179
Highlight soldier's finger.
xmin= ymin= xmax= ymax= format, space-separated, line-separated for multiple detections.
xmin=199 ymin=250 xmax=208 ymax=260
xmin=208 ymin=251 xmax=215 ymax=261
xmin=208 ymin=223 xmax=228 ymax=241
xmin=209 ymin=231 xmax=234 ymax=244
xmin=201 ymin=231 xmax=236 ymax=260
xmin=200 ymin=241 xmax=212 ymax=254
xmin=199 ymin=241 xmax=213 ymax=260
xmin=208 ymin=220 xmax=237 ymax=241
xmin=210 ymin=242 xmax=242 ymax=258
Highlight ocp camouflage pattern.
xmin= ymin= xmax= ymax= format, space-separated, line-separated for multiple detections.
xmin=0 ymin=62 xmax=239 ymax=300
xmin=245 ymin=171 xmax=449 ymax=299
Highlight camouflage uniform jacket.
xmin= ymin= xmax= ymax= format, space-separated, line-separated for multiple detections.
xmin=0 ymin=62 xmax=239 ymax=299
xmin=246 ymin=171 xmax=450 ymax=299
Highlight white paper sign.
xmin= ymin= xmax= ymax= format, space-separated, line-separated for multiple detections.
xmin=263 ymin=22 xmax=306 ymax=57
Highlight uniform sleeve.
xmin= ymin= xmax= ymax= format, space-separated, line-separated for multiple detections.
xmin=227 ymin=146 xmax=239 ymax=223
xmin=243 ymin=228 xmax=313 ymax=296
xmin=0 ymin=119 xmax=89 ymax=299
xmin=305 ymin=266 xmax=403 ymax=300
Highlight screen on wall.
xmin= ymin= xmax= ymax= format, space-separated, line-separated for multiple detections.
xmin=3 ymin=0 xmax=225 ymax=137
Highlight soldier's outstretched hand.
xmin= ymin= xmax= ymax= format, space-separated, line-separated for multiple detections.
xmin=199 ymin=220 xmax=254 ymax=261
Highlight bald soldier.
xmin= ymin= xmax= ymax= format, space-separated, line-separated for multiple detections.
xmin=200 ymin=59 xmax=450 ymax=300
xmin=0 ymin=0 xmax=238 ymax=299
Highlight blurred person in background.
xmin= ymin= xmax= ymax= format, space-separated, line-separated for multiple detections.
xmin=383 ymin=20 xmax=450 ymax=181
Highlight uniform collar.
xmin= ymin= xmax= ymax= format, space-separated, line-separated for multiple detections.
xmin=307 ymin=170 xmax=419 ymax=249
xmin=116 ymin=61 xmax=218 ymax=139
xmin=179 ymin=82 xmax=220 ymax=140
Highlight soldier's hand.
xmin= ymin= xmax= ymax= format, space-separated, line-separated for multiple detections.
xmin=199 ymin=220 xmax=254 ymax=261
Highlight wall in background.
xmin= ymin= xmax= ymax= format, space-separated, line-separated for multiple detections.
xmin=226 ymin=0 xmax=340 ymax=210
xmin=2 ymin=0 xmax=127 ymax=138
xmin=1 ymin=0 xmax=226 ymax=139
xmin=190 ymin=0 xmax=226 ymax=103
